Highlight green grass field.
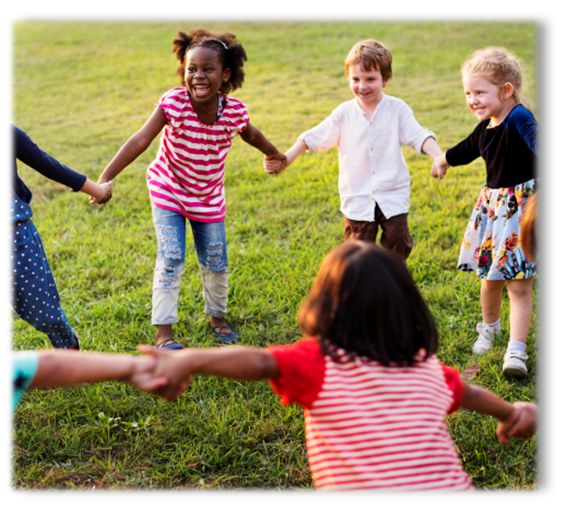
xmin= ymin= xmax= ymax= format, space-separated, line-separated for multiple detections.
xmin=12 ymin=21 xmax=537 ymax=489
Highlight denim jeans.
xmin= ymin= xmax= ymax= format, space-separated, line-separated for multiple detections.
xmin=11 ymin=218 xmax=78 ymax=348
xmin=151 ymin=205 xmax=229 ymax=325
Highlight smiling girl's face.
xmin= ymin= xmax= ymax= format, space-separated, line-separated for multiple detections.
xmin=184 ymin=46 xmax=231 ymax=105
xmin=463 ymin=74 xmax=515 ymax=126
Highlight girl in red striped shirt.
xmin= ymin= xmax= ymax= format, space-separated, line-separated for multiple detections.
xmin=94 ymin=28 xmax=286 ymax=349
xmin=140 ymin=241 xmax=537 ymax=491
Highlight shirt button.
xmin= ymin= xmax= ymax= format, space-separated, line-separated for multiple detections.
xmin=369 ymin=123 xmax=372 ymax=126
xmin=363 ymin=113 xmax=366 ymax=117
xmin=370 ymin=148 xmax=373 ymax=151
xmin=372 ymin=171 xmax=375 ymax=174
xmin=372 ymin=192 xmax=375 ymax=195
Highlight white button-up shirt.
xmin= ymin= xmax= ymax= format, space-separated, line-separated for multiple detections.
xmin=300 ymin=95 xmax=435 ymax=221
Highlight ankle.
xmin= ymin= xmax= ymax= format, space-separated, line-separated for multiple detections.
xmin=482 ymin=318 xmax=501 ymax=332
xmin=507 ymin=340 xmax=527 ymax=353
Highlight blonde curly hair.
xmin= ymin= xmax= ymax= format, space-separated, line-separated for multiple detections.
xmin=461 ymin=46 xmax=527 ymax=104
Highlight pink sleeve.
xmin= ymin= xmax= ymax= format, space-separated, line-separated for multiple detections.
xmin=156 ymin=88 xmax=186 ymax=126
xmin=442 ymin=364 xmax=463 ymax=414
xmin=225 ymin=97 xmax=250 ymax=135
xmin=266 ymin=338 xmax=325 ymax=409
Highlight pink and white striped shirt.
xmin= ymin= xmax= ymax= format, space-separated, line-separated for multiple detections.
xmin=147 ymin=88 xmax=249 ymax=223
xmin=267 ymin=338 xmax=472 ymax=491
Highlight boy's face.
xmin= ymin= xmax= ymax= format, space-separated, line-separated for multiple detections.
xmin=349 ymin=64 xmax=388 ymax=108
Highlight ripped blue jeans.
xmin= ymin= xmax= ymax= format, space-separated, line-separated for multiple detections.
xmin=151 ymin=205 xmax=229 ymax=325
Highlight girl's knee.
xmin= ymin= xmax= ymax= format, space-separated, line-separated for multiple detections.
xmin=482 ymin=279 xmax=506 ymax=292
xmin=154 ymin=263 xmax=184 ymax=292
xmin=155 ymin=223 xmax=185 ymax=262
xmin=506 ymin=279 xmax=533 ymax=299
xmin=202 ymin=241 xmax=228 ymax=273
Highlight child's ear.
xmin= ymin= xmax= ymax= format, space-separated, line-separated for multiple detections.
xmin=501 ymin=82 xmax=514 ymax=100
xmin=223 ymin=68 xmax=232 ymax=83
xmin=383 ymin=73 xmax=391 ymax=87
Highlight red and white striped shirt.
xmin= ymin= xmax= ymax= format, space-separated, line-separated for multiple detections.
xmin=147 ymin=88 xmax=249 ymax=223
xmin=267 ymin=338 xmax=472 ymax=491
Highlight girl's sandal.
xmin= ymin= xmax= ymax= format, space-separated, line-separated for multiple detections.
xmin=211 ymin=323 xmax=240 ymax=345
xmin=156 ymin=338 xmax=184 ymax=350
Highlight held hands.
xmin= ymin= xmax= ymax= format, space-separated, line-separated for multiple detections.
xmin=263 ymin=152 xmax=288 ymax=175
xmin=137 ymin=345 xmax=193 ymax=402
xmin=431 ymin=154 xmax=450 ymax=180
xmin=89 ymin=180 xmax=114 ymax=205
xmin=496 ymin=402 xmax=538 ymax=444
xmin=125 ymin=353 xmax=170 ymax=393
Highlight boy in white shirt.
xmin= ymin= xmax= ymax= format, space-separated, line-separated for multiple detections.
xmin=264 ymin=39 xmax=443 ymax=260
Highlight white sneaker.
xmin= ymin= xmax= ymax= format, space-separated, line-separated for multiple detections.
xmin=502 ymin=350 xmax=528 ymax=377
xmin=472 ymin=323 xmax=498 ymax=355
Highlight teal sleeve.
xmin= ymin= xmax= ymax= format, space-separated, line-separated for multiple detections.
xmin=12 ymin=351 xmax=40 ymax=413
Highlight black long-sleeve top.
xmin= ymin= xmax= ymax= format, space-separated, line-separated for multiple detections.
xmin=445 ymin=104 xmax=538 ymax=189
xmin=12 ymin=125 xmax=87 ymax=221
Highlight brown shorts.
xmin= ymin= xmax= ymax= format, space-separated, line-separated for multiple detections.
xmin=343 ymin=203 xmax=413 ymax=260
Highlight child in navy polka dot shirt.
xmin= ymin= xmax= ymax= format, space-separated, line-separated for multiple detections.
xmin=11 ymin=125 xmax=113 ymax=349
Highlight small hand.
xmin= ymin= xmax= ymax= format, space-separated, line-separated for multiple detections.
xmin=127 ymin=355 xmax=169 ymax=393
xmin=431 ymin=155 xmax=449 ymax=180
xmin=503 ymin=402 xmax=538 ymax=440
xmin=137 ymin=344 xmax=193 ymax=402
xmin=496 ymin=406 xmax=522 ymax=444
xmin=89 ymin=180 xmax=114 ymax=205
xmin=263 ymin=152 xmax=287 ymax=175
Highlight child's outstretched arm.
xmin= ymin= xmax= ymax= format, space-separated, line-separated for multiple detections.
xmin=28 ymin=350 xmax=168 ymax=394
xmin=138 ymin=344 xmax=279 ymax=402
xmin=239 ymin=122 xmax=287 ymax=174
xmin=419 ymin=136 xmax=449 ymax=180
xmin=460 ymin=381 xmax=537 ymax=444
xmin=90 ymin=107 xmax=167 ymax=204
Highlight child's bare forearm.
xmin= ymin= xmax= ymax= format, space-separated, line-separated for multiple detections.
xmin=460 ymin=381 xmax=515 ymax=421
xmin=175 ymin=347 xmax=279 ymax=381
xmin=81 ymin=178 xmax=112 ymax=201
xmin=285 ymin=140 xmax=309 ymax=166
xmin=421 ymin=136 xmax=443 ymax=159
xmin=99 ymin=107 xmax=166 ymax=183
xmin=99 ymin=136 xmax=151 ymax=182
xmin=30 ymin=351 xmax=136 ymax=389
xmin=240 ymin=122 xmax=281 ymax=156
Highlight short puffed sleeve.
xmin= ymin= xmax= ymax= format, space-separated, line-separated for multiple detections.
xmin=221 ymin=96 xmax=250 ymax=138
xmin=156 ymin=87 xmax=188 ymax=128
xmin=266 ymin=338 xmax=325 ymax=409
xmin=441 ymin=364 xmax=464 ymax=414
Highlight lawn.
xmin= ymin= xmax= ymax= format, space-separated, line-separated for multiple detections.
xmin=12 ymin=21 xmax=537 ymax=489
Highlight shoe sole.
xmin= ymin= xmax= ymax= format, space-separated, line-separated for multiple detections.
xmin=502 ymin=364 xmax=528 ymax=378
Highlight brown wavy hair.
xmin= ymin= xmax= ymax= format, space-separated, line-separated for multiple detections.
xmin=298 ymin=242 xmax=438 ymax=366
xmin=172 ymin=28 xmax=247 ymax=95
xmin=344 ymin=39 xmax=392 ymax=82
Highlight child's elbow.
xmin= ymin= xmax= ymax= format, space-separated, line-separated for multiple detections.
xmin=253 ymin=352 xmax=279 ymax=380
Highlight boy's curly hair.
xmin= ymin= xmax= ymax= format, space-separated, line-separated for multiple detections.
xmin=172 ymin=28 xmax=247 ymax=95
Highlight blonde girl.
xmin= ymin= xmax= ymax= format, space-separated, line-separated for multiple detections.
xmin=432 ymin=47 xmax=538 ymax=377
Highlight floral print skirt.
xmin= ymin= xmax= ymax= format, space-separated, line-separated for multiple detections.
xmin=457 ymin=179 xmax=537 ymax=280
